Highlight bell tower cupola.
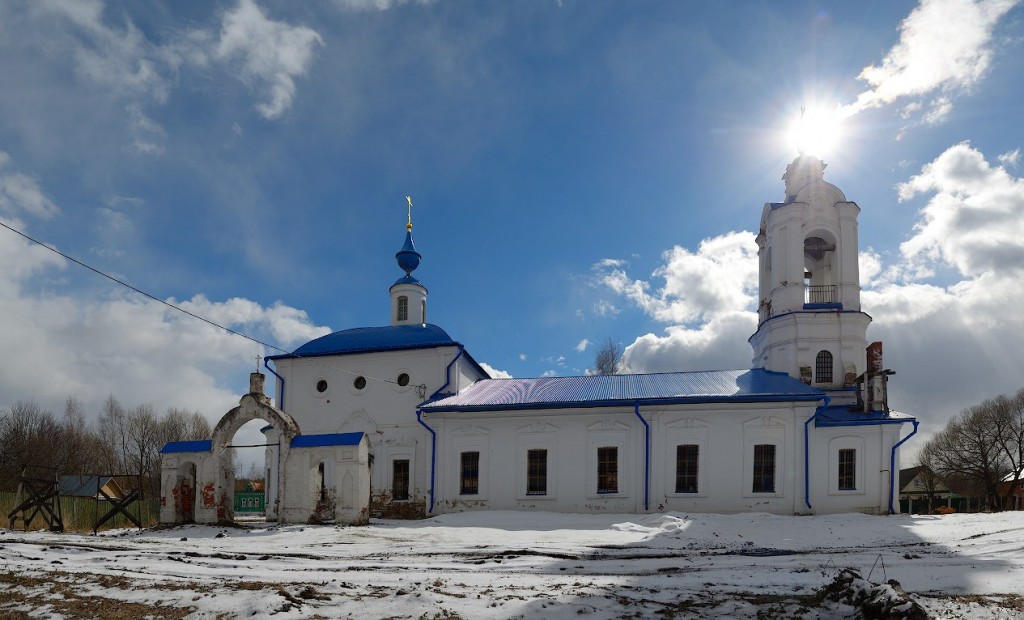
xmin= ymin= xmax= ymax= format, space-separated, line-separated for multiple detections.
xmin=389 ymin=197 xmax=427 ymax=326
xmin=749 ymin=155 xmax=870 ymax=400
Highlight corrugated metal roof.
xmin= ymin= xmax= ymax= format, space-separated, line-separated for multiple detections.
xmin=423 ymin=369 xmax=824 ymax=412
xmin=291 ymin=432 xmax=364 ymax=448
xmin=161 ymin=439 xmax=212 ymax=454
xmin=268 ymin=324 xmax=456 ymax=360
xmin=814 ymin=405 xmax=916 ymax=427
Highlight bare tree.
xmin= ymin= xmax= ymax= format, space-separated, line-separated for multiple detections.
xmin=594 ymin=338 xmax=623 ymax=375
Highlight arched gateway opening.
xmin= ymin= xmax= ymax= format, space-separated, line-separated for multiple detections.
xmin=210 ymin=372 xmax=301 ymax=523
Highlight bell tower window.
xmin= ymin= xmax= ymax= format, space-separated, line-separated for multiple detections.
xmin=815 ymin=350 xmax=833 ymax=384
xmin=397 ymin=296 xmax=408 ymax=322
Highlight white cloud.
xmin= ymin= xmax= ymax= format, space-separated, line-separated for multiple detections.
xmin=479 ymin=362 xmax=512 ymax=380
xmin=843 ymin=0 xmax=1018 ymax=125
xmin=126 ymin=103 xmax=167 ymax=154
xmin=518 ymin=353 xmax=527 ymax=361
xmin=622 ymin=311 xmax=757 ymax=374
xmin=0 ymin=152 xmax=60 ymax=219
xmin=333 ymin=0 xmax=436 ymax=10
xmin=575 ymin=338 xmax=590 ymax=353
xmin=0 ymin=197 xmax=330 ymax=427
xmin=216 ymin=0 xmax=324 ymax=120
xmin=998 ymin=148 xmax=1021 ymax=167
xmin=596 ymin=231 xmax=758 ymax=325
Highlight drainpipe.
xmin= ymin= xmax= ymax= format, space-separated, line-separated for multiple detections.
xmin=263 ymin=357 xmax=286 ymax=410
xmin=633 ymin=403 xmax=650 ymax=512
xmin=429 ymin=345 xmax=465 ymax=400
xmin=416 ymin=409 xmax=437 ymax=514
xmin=889 ymin=420 xmax=919 ymax=514
xmin=803 ymin=396 xmax=831 ymax=511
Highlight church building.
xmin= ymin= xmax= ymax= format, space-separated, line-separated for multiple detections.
xmin=160 ymin=155 xmax=917 ymax=524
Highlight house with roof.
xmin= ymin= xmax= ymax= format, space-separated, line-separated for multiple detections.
xmin=160 ymin=155 xmax=917 ymax=524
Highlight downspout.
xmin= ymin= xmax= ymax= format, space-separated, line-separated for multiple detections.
xmin=263 ymin=357 xmax=286 ymax=410
xmin=416 ymin=409 xmax=437 ymax=514
xmin=430 ymin=344 xmax=465 ymax=399
xmin=889 ymin=420 xmax=919 ymax=514
xmin=415 ymin=345 xmax=463 ymax=517
xmin=633 ymin=403 xmax=650 ymax=512
xmin=804 ymin=396 xmax=831 ymax=511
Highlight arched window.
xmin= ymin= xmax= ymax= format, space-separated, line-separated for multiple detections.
xmin=815 ymin=350 xmax=833 ymax=384
xmin=397 ymin=296 xmax=408 ymax=321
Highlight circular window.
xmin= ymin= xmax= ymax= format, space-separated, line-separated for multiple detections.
xmin=397 ymin=373 xmax=410 ymax=387
xmin=316 ymin=379 xmax=328 ymax=393
xmin=353 ymin=376 xmax=367 ymax=390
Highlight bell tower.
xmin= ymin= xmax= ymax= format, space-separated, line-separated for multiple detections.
xmin=390 ymin=197 xmax=427 ymax=326
xmin=749 ymin=155 xmax=870 ymax=402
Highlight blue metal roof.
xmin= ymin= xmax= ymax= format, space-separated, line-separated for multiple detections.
xmin=291 ymin=432 xmax=364 ymax=448
xmin=423 ymin=369 xmax=824 ymax=412
xmin=270 ymin=324 xmax=457 ymax=360
xmin=161 ymin=439 xmax=212 ymax=454
xmin=814 ymin=404 xmax=916 ymax=427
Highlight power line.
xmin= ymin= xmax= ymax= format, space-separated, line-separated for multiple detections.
xmin=0 ymin=219 xmax=408 ymax=388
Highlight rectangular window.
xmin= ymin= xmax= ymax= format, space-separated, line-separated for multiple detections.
xmin=752 ymin=444 xmax=776 ymax=493
xmin=397 ymin=296 xmax=408 ymax=322
xmin=675 ymin=444 xmax=699 ymax=493
xmin=838 ymin=448 xmax=856 ymax=490
xmin=460 ymin=451 xmax=480 ymax=495
xmin=527 ymin=449 xmax=547 ymax=495
xmin=597 ymin=446 xmax=618 ymax=494
xmin=392 ymin=459 xmax=410 ymax=501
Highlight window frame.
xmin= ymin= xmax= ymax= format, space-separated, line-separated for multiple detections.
xmin=828 ymin=437 xmax=866 ymax=495
xmin=526 ymin=448 xmax=548 ymax=496
xmin=751 ymin=443 xmax=776 ymax=493
xmin=397 ymin=295 xmax=408 ymax=322
xmin=596 ymin=446 xmax=619 ymax=494
xmin=815 ymin=350 xmax=833 ymax=384
xmin=391 ymin=458 xmax=410 ymax=502
xmin=674 ymin=444 xmax=700 ymax=494
xmin=459 ymin=451 xmax=480 ymax=496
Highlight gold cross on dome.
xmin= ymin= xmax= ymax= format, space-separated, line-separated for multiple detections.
xmin=405 ymin=195 xmax=413 ymax=231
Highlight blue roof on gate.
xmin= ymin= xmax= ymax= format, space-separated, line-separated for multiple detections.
xmin=814 ymin=404 xmax=916 ymax=426
xmin=291 ymin=432 xmax=365 ymax=448
xmin=161 ymin=439 xmax=212 ymax=454
xmin=422 ymin=369 xmax=825 ymax=412
xmin=268 ymin=324 xmax=457 ymax=359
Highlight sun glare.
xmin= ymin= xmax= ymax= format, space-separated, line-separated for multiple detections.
xmin=786 ymin=105 xmax=845 ymax=159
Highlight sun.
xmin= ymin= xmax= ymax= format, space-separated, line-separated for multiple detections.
xmin=785 ymin=105 xmax=846 ymax=159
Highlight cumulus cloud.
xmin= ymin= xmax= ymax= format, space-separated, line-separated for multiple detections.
xmin=0 ymin=155 xmax=331 ymax=423
xmin=594 ymin=231 xmax=759 ymax=372
xmin=842 ymin=0 xmax=1018 ymax=127
xmin=38 ymin=0 xmax=324 ymax=138
xmin=479 ymin=362 xmax=512 ymax=379
xmin=998 ymin=148 xmax=1021 ymax=167
xmin=0 ymin=152 xmax=60 ymax=219
xmin=333 ymin=0 xmax=436 ymax=10
xmin=216 ymin=0 xmax=324 ymax=120
xmin=575 ymin=338 xmax=590 ymax=353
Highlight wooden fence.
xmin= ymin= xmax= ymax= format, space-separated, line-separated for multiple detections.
xmin=1 ymin=491 xmax=160 ymax=532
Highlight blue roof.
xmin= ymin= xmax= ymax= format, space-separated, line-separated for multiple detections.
xmin=814 ymin=404 xmax=916 ymax=427
xmin=291 ymin=432 xmax=365 ymax=448
xmin=270 ymin=324 xmax=458 ymax=360
xmin=422 ymin=369 xmax=825 ymax=412
xmin=161 ymin=439 xmax=212 ymax=454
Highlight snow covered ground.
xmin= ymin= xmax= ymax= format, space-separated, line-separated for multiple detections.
xmin=1 ymin=511 xmax=1022 ymax=618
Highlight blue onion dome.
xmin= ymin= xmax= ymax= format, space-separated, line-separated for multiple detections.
xmin=396 ymin=229 xmax=421 ymax=276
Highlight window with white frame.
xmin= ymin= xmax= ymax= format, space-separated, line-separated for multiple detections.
xmin=829 ymin=437 xmax=865 ymax=494
xmin=752 ymin=444 xmax=776 ymax=493
xmin=597 ymin=446 xmax=618 ymax=494
xmin=527 ymin=449 xmax=547 ymax=495
xmin=675 ymin=444 xmax=699 ymax=493
xmin=392 ymin=459 xmax=410 ymax=501
xmin=460 ymin=451 xmax=480 ymax=495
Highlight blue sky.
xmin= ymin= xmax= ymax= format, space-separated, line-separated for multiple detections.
xmin=1 ymin=0 xmax=1023 ymax=453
